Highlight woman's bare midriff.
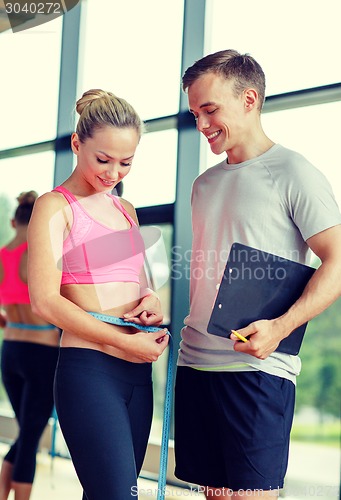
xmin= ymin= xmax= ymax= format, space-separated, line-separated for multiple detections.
xmin=3 ymin=303 xmax=60 ymax=346
xmin=60 ymin=281 xmax=142 ymax=357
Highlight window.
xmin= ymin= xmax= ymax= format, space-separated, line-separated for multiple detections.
xmin=205 ymin=0 xmax=341 ymax=95
xmin=0 ymin=19 xmax=62 ymax=149
xmin=78 ymin=0 xmax=184 ymax=120
xmin=123 ymin=129 xmax=178 ymax=208
xmin=0 ymin=152 xmax=56 ymax=205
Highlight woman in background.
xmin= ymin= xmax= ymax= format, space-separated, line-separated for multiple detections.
xmin=0 ymin=191 xmax=60 ymax=500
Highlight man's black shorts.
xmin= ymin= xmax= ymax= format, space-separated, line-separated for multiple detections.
xmin=174 ymin=366 xmax=295 ymax=492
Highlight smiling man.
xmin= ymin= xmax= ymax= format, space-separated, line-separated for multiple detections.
xmin=174 ymin=49 xmax=341 ymax=499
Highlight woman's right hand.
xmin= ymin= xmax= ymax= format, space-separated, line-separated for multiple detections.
xmin=121 ymin=329 xmax=169 ymax=363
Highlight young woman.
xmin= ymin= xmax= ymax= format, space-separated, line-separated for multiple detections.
xmin=0 ymin=191 xmax=60 ymax=500
xmin=27 ymin=89 xmax=169 ymax=500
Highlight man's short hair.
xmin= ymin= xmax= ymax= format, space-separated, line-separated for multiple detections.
xmin=182 ymin=49 xmax=266 ymax=110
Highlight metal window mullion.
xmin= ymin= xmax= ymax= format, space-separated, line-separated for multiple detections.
xmin=53 ymin=2 xmax=82 ymax=187
xmin=263 ymin=83 xmax=341 ymax=113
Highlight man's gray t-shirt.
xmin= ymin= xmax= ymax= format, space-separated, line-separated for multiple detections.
xmin=177 ymin=144 xmax=341 ymax=382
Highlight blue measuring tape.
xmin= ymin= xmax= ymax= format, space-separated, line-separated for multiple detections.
xmin=87 ymin=312 xmax=174 ymax=500
xmin=6 ymin=322 xmax=57 ymax=330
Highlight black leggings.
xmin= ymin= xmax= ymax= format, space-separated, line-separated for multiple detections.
xmin=0 ymin=341 xmax=59 ymax=483
xmin=54 ymin=347 xmax=153 ymax=500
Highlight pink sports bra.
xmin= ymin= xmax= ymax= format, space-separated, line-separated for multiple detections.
xmin=0 ymin=242 xmax=31 ymax=304
xmin=53 ymin=186 xmax=145 ymax=285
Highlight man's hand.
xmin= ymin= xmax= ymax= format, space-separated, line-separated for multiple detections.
xmin=231 ymin=319 xmax=287 ymax=359
xmin=123 ymin=292 xmax=163 ymax=326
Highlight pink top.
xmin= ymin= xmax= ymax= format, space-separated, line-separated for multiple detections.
xmin=0 ymin=242 xmax=31 ymax=304
xmin=53 ymin=186 xmax=145 ymax=285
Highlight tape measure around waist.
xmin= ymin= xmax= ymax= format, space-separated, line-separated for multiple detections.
xmin=87 ymin=311 xmax=173 ymax=500
xmin=6 ymin=322 xmax=57 ymax=330
xmin=87 ymin=312 xmax=163 ymax=332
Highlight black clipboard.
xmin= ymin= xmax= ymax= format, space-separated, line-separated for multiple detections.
xmin=207 ymin=242 xmax=316 ymax=355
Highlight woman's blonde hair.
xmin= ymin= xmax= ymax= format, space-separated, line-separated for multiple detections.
xmin=75 ymin=89 xmax=144 ymax=142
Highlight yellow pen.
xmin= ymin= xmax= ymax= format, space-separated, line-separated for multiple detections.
xmin=231 ymin=329 xmax=248 ymax=343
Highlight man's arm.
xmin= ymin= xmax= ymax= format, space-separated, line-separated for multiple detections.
xmin=233 ymin=224 xmax=341 ymax=359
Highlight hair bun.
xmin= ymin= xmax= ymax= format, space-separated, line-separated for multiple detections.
xmin=76 ymin=89 xmax=109 ymax=116
xmin=16 ymin=190 xmax=38 ymax=205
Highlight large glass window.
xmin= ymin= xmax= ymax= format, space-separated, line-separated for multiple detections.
xmin=123 ymin=129 xmax=178 ymax=208
xmin=0 ymin=19 xmax=62 ymax=149
xmin=0 ymin=151 xmax=56 ymax=205
xmin=205 ymin=0 xmax=341 ymax=95
xmin=78 ymin=0 xmax=184 ymax=120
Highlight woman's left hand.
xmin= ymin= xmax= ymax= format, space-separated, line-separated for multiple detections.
xmin=123 ymin=292 xmax=163 ymax=326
